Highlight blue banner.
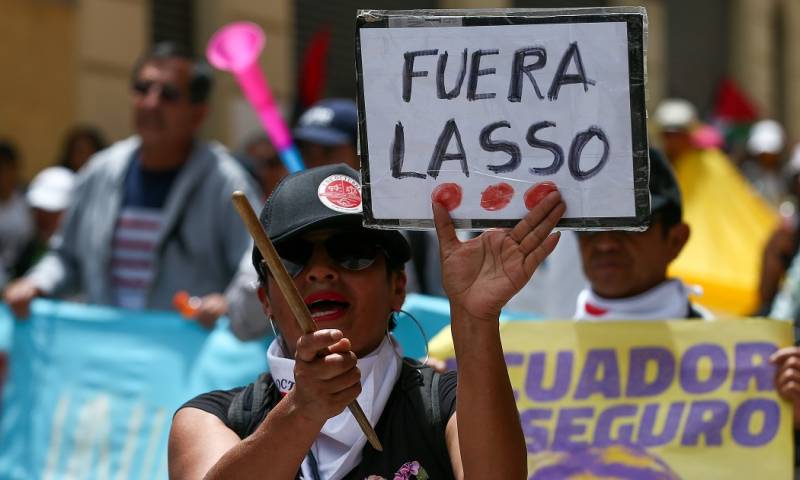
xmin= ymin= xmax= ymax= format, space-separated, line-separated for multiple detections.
xmin=0 ymin=300 xmax=268 ymax=480
xmin=0 ymin=294 xmax=496 ymax=479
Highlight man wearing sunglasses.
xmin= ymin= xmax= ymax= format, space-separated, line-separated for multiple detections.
xmin=3 ymin=42 xmax=257 ymax=327
xmin=169 ymin=164 xmax=566 ymax=479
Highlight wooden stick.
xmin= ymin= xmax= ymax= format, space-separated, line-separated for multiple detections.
xmin=231 ymin=191 xmax=383 ymax=452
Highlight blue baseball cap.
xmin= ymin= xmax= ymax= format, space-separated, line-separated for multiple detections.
xmin=293 ymin=98 xmax=358 ymax=147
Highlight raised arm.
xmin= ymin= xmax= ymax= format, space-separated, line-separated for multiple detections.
xmin=433 ymin=190 xmax=565 ymax=479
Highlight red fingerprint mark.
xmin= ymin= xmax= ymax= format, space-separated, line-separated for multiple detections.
xmin=432 ymin=183 xmax=463 ymax=211
xmin=480 ymin=183 xmax=515 ymax=211
xmin=524 ymin=181 xmax=558 ymax=210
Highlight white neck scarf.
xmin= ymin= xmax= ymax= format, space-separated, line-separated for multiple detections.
xmin=574 ymin=279 xmax=695 ymax=320
xmin=267 ymin=335 xmax=401 ymax=480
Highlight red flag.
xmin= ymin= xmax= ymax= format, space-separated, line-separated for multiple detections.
xmin=714 ymin=77 xmax=759 ymax=122
xmin=299 ymin=25 xmax=331 ymax=109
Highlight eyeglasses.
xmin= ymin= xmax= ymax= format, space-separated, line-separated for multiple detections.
xmin=132 ymin=80 xmax=183 ymax=102
xmin=272 ymin=231 xmax=384 ymax=278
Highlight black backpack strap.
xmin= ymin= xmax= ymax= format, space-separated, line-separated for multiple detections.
xmin=227 ymin=373 xmax=276 ymax=438
xmin=400 ymin=361 xmax=448 ymax=468
xmin=431 ymin=369 xmax=441 ymax=427
xmin=419 ymin=365 xmax=443 ymax=433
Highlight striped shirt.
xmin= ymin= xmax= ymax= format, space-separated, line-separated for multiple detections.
xmin=110 ymin=156 xmax=180 ymax=309
xmin=111 ymin=207 xmax=162 ymax=309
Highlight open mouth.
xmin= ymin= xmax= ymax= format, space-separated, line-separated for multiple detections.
xmin=305 ymin=292 xmax=350 ymax=323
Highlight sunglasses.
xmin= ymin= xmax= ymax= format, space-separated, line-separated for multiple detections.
xmin=272 ymin=231 xmax=385 ymax=278
xmin=132 ymin=80 xmax=183 ymax=102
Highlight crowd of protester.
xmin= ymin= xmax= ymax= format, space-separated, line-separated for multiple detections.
xmin=5 ymin=84 xmax=800 ymax=323
xmin=4 ymin=39 xmax=800 ymax=477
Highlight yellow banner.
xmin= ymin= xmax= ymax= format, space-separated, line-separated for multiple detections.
xmin=431 ymin=319 xmax=794 ymax=479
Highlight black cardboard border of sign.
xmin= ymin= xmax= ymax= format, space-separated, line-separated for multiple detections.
xmin=355 ymin=10 xmax=649 ymax=231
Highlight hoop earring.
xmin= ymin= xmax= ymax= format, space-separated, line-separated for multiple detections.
xmin=385 ymin=309 xmax=430 ymax=368
xmin=385 ymin=311 xmax=404 ymax=364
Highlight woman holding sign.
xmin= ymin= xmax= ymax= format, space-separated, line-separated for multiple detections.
xmin=168 ymin=164 xmax=565 ymax=479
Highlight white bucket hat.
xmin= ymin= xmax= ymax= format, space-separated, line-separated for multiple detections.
xmin=26 ymin=166 xmax=76 ymax=212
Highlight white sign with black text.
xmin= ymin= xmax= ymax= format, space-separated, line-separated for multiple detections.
xmin=356 ymin=9 xmax=648 ymax=230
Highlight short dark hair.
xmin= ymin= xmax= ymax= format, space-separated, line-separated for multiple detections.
xmin=131 ymin=42 xmax=213 ymax=103
xmin=652 ymin=204 xmax=682 ymax=237
xmin=58 ymin=126 xmax=106 ymax=169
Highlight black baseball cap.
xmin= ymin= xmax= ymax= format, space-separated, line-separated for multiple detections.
xmin=649 ymin=147 xmax=682 ymax=217
xmin=293 ymin=98 xmax=358 ymax=147
xmin=252 ymin=164 xmax=410 ymax=277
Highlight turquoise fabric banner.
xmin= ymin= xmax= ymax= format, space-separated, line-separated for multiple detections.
xmin=0 ymin=300 xmax=268 ymax=480
xmin=0 ymin=294 xmax=494 ymax=479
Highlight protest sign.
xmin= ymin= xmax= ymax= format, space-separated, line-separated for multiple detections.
xmin=356 ymin=8 xmax=649 ymax=230
xmin=428 ymin=318 xmax=794 ymax=479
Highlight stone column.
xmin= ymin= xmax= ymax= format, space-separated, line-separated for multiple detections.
xmin=730 ymin=0 xmax=777 ymax=117
xmin=782 ymin=0 xmax=800 ymax=142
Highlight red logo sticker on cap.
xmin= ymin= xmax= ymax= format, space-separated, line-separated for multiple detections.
xmin=318 ymin=174 xmax=362 ymax=213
